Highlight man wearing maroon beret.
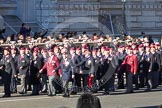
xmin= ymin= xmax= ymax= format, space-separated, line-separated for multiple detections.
xmin=75 ymin=47 xmax=95 ymax=92
xmin=140 ymin=46 xmax=152 ymax=91
xmin=25 ymin=47 xmax=32 ymax=91
xmin=69 ymin=47 xmax=81 ymax=95
xmin=148 ymin=46 xmax=161 ymax=91
xmin=0 ymin=47 xmax=16 ymax=97
xmin=53 ymin=46 xmax=62 ymax=94
xmin=39 ymin=48 xmax=61 ymax=96
xmin=30 ymin=48 xmax=42 ymax=95
xmin=75 ymin=47 xmax=83 ymax=91
xmin=54 ymin=50 xmax=73 ymax=97
xmin=17 ymin=47 xmax=30 ymax=94
xmin=121 ymin=48 xmax=138 ymax=93
xmin=10 ymin=48 xmax=19 ymax=93
xmin=116 ymin=46 xmax=127 ymax=89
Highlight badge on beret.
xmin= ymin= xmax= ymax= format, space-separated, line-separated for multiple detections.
xmin=34 ymin=61 xmax=37 ymax=64
xmin=65 ymin=61 xmax=69 ymax=66
xmin=88 ymin=60 xmax=91 ymax=65
xmin=51 ymin=61 xmax=56 ymax=65
xmin=148 ymin=58 xmax=150 ymax=62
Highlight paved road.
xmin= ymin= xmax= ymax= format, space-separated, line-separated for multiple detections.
xmin=0 ymin=85 xmax=162 ymax=108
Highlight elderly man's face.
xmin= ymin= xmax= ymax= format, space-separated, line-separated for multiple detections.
xmin=11 ymin=49 xmax=16 ymax=54
xmin=54 ymin=48 xmax=59 ymax=53
xmin=48 ymin=51 xmax=53 ymax=56
xmin=127 ymin=49 xmax=133 ymax=55
xmin=20 ymin=50 xmax=25 ymax=55
xmin=4 ymin=50 xmax=9 ymax=56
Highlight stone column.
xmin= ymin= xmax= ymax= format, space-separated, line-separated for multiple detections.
xmin=0 ymin=15 xmax=4 ymax=29
xmin=17 ymin=0 xmax=36 ymax=22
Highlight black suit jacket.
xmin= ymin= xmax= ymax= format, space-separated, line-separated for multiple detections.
xmin=55 ymin=58 xmax=73 ymax=80
xmin=69 ymin=54 xmax=81 ymax=74
xmin=76 ymin=55 xmax=95 ymax=75
xmin=17 ymin=54 xmax=30 ymax=75
xmin=150 ymin=52 xmax=161 ymax=71
xmin=0 ymin=55 xmax=16 ymax=75
xmin=12 ymin=54 xmax=19 ymax=74
xmin=30 ymin=56 xmax=42 ymax=84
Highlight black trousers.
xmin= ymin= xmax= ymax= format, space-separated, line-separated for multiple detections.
xmin=159 ymin=69 xmax=162 ymax=85
xmin=126 ymin=72 xmax=134 ymax=93
xmin=3 ymin=72 xmax=11 ymax=96
xmin=147 ymin=72 xmax=152 ymax=90
xmin=139 ymin=71 xmax=148 ymax=88
xmin=117 ymin=69 xmax=125 ymax=89
xmin=26 ymin=74 xmax=31 ymax=90
xmin=41 ymin=74 xmax=48 ymax=92
xmin=133 ymin=73 xmax=139 ymax=89
xmin=82 ymin=74 xmax=89 ymax=92
xmin=75 ymin=73 xmax=82 ymax=88
xmin=71 ymin=73 xmax=82 ymax=92
xmin=10 ymin=75 xmax=17 ymax=92
xmin=104 ymin=69 xmax=116 ymax=92
xmin=54 ymin=75 xmax=62 ymax=93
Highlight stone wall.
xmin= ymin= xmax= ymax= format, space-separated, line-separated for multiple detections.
xmin=0 ymin=0 xmax=162 ymax=35
xmin=0 ymin=15 xmax=4 ymax=29
xmin=35 ymin=0 xmax=100 ymax=33
xmin=0 ymin=0 xmax=17 ymax=15
xmin=126 ymin=0 xmax=162 ymax=35
xmin=17 ymin=0 xmax=36 ymax=22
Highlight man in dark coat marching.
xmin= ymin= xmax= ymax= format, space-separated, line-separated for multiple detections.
xmin=55 ymin=49 xmax=73 ymax=97
xmin=30 ymin=47 xmax=42 ymax=95
xmin=0 ymin=47 xmax=16 ymax=97
xmin=10 ymin=48 xmax=18 ymax=93
xmin=17 ymin=47 xmax=30 ymax=94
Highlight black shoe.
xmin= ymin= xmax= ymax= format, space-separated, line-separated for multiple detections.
xmin=125 ymin=91 xmax=134 ymax=94
xmin=2 ymin=94 xmax=11 ymax=98
xmin=41 ymin=91 xmax=47 ymax=93
xmin=91 ymin=90 xmax=98 ymax=93
xmin=139 ymin=85 xmax=145 ymax=88
xmin=134 ymin=87 xmax=139 ymax=90
xmin=11 ymin=91 xmax=17 ymax=94
xmin=56 ymin=91 xmax=62 ymax=94
xmin=27 ymin=89 xmax=32 ymax=91
xmin=103 ymin=91 xmax=109 ymax=95
xmin=19 ymin=91 xmax=26 ymax=94
xmin=118 ymin=86 xmax=124 ymax=89
xmin=145 ymin=89 xmax=151 ymax=92
xmin=109 ymin=88 xmax=115 ymax=92
xmin=63 ymin=94 xmax=70 ymax=97
xmin=70 ymin=91 xmax=77 ymax=95
xmin=152 ymin=86 xmax=157 ymax=89
xmin=31 ymin=93 xmax=39 ymax=96
xmin=48 ymin=94 xmax=56 ymax=96
xmin=48 ymin=94 xmax=52 ymax=96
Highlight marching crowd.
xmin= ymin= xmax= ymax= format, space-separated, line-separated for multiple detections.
xmin=0 ymin=27 xmax=162 ymax=98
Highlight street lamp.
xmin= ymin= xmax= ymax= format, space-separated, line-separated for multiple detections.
xmin=121 ymin=0 xmax=126 ymax=36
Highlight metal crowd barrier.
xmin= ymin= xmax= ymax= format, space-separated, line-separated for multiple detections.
xmin=0 ymin=41 xmax=126 ymax=48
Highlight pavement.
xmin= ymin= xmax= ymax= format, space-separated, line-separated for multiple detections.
xmin=0 ymin=85 xmax=162 ymax=108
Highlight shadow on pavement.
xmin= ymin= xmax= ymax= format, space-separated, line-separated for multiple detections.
xmin=134 ymin=105 xmax=162 ymax=108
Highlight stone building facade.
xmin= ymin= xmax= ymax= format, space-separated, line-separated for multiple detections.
xmin=0 ymin=0 xmax=162 ymax=36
